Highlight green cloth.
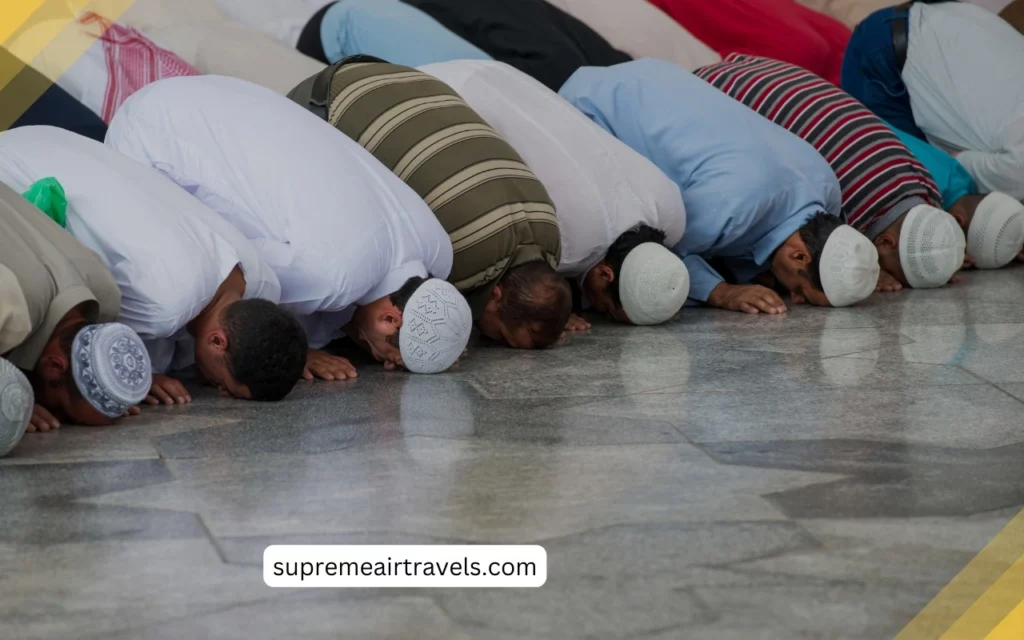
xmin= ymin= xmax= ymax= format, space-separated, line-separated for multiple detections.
xmin=22 ymin=177 xmax=67 ymax=228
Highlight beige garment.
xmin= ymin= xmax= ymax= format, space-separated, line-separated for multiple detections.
xmin=546 ymin=0 xmax=720 ymax=69
xmin=796 ymin=0 xmax=900 ymax=27
xmin=0 ymin=182 xmax=120 ymax=370
xmin=119 ymin=0 xmax=226 ymax=31
xmin=0 ymin=264 xmax=31 ymax=357
xmin=145 ymin=21 xmax=326 ymax=94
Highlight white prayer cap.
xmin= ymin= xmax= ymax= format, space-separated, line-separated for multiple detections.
xmin=619 ymin=242 xmax=689 ymax=325
xmin=819 ymin=225 xmax=879 ymax=307
xmin=0 ymin=358 xmax=32 ymax=457
xmin=968 ymin=193 xmax=1024 ymax=269
xmin=400 ymin=279 xmax=472 ymax=374
xmin=899 ymin=204 xmax=966 ymax=289
xmin=71 ymin=323 xmax=152 ymax=418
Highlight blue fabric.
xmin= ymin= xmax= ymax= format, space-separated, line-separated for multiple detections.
xmin=840 ymin=6 xmax=926 ymax=140
xmin=887 ymin=121 xmax=977 ymax=209
xmin=321 ymin=0 xmax=491 ymax=66
xmin=559 ymin=59 xmax=843 ymax=304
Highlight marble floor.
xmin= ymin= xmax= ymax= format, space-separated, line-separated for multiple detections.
xmin=3 ymin=267 xmax=1024 ymax=640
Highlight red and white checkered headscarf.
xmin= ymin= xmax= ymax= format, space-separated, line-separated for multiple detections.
xmin=79 ymin=12 xmax=199 ymax=123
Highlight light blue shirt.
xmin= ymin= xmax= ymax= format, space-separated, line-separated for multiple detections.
xmin=559 ymin=59 xmax=843 ymax=303
xmin=321 ymin=0 xmax=492 ymax=66
xmin=886 ymin=122 xmax=978 ymax=210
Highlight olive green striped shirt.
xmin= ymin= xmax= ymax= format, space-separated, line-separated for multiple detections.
xmin=289 ymin=59 xmax=560 ymax=315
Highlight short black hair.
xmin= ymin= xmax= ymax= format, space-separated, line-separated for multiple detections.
xmin=497 ymin=261 xmax=572 ymax=348
xmin=603 ymin=225 xmax=667 ymax=308
xmin=221 ymin=299 xmax=308 ymax=401
xmin=797 ymin=212 xmax=846 ymax=290
xmin=389 ymin=276 xmax=427 ymax=312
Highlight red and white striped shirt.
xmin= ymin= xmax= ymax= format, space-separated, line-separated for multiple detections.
xmin=696 ymin=54 xmax=942 ymax=238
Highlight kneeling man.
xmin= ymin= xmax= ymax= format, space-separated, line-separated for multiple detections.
xmin=107 ymin=76 xmax=471 ymax=373
xmin=0 ymin=179 xmax=151 ymax=443
xmin=0 ymin=126 xmax=308 ymax=402
xmin=289 ymin=57 xmax=571 ymax=346
xmin=697 ymin=54 xmax=968 ymax=291
xmin=420 ymin=60 xmax=690 ymax=327
xmin=561 ymin=59 xmax=879 ymax=313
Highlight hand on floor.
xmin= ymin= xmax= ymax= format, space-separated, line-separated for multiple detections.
xmin=708 ymin=283 xmax=787 ymax=315
xmin=146 ymin=373 xmax=191 ymax=405
xmin=304 ymin=349 xmax=358 ymax=381
xmin=565 ymin=313 xmax=591 ymax=332
xmin=876 ymin=269 xmax=903 ymax=292
xmin=27 ymin=404 xmax=60 ymax=433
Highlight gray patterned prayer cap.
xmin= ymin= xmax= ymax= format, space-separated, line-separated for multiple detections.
xmin=0 ymin=358 xmax=32 ymax=457
xmin=399 ymin=279 xmax=472 ymax=374
xmin=71 ymin=323 xmax=152 ymax=418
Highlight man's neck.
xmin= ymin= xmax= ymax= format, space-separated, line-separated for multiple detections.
xmin=188 ymin=266 xmax=246 ymax=336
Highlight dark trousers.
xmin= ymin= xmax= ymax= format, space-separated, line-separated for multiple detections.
xmin=296 ymin=2 xmax=336 ymax=64
xmin=840 ymin=5 xmax=926 ymax=141
xmin=11 ymin=80 xmax=107 ymax=143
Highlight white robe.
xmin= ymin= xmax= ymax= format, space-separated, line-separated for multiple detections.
xmin=0 ymin=126 xmax=280 ymax=374
xmin=420 ymin=60 xmax=687 ymax=279
xmin=106 ymin=74 xmax=453 ymax=348
xmin=905 ymin=2 xmax=1024 ymax=198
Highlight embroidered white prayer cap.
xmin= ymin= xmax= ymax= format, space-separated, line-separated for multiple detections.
xmin=0 ymin=358 xmax=32 ymax=457
xmin=899 ymin=204 xmax=966 ymax=289
xmin=619 ymin=242 xmax=689 ymax=325
xmin=71 ymin=323 xmax=152 ymax=418
xmin=400 ymin=279 xmax=472 ymax=374
xmin=819 ymin=225 xmax=879 ymax=307
xmin=968 ymin=193 xmax=1024 ymax=270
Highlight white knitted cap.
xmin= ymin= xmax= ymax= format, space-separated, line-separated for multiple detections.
xmin=968 ymin=193 xmax=1024 ymax=269
xmin=618 ymin=243 xmax=689 ymax=325
xmin=0 ymin=358 xmax=32 ymax=457
xmin=899 ymin=204 xmax=966 ymax=289
xmin=399 ymin=279 xmax=472 ymax=374
xmin=819 ymin=225 xmax=879 ymax=307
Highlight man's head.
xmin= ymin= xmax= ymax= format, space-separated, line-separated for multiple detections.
xmin=583 ymin=225 xmax=689 ymax=325
xmin=348 ymin=277 xmax=472 ymax=373
xmin=771 ymin=212 xmax=879 ymax=307
xmin=33 ymin=317 xmax=151 ymax=426
xmin=477 ymin=261 xmax=572 ymax=349
xmin=872 ymin=205 xmax=965 ymax=288
xmin=948 ymin=193 xmax=1024 ymax=269
xmin=192 ymin=299 xmax=308 ymax=401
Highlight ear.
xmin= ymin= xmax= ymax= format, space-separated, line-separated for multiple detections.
xmin=490 ymin=283 xmax=503 ymax=304
xmin=37 ymin=352 xmax=69 ymax=382
xmin=206 ymin=327 xmax=229 ymax=355
xmin=873 ymin=231 xmax=899 ymax=250
xmin=380 ymin=304 xmax=402 ymax=329
xmin=595 ymin=263 xmax=615 ymax=284
xmin=787 ymin=240 xmax=812 ymax=268
xmin=948 ymin=206 xmax=968 ymax=229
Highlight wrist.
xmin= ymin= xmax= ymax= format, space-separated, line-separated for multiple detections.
xmin=707 ymin=282 xmax=731 ymax=308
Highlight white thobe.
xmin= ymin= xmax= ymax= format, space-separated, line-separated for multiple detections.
xmin=106 ymin=75 xmax=453 ymax=348
xmin=905 ymin=1 xmax=1024 ymax=198
xmin=0 ymin=126 xmax=280 ymax=373
xmin=544 ymin=0 xmax=720 ymax=70
xmin=420 ymin=60 xmax=686 ymax=279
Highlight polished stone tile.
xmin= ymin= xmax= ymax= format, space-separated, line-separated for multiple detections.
xmin=564 ymin=383 xmax=1023 ymax=448
xmin=0 ymin=539 xmax=276 ymax=640
xmin=104 ymin=593 xmax=472 ymax=640
xmin=704 ymin=439 xmax=1024 ymax=518
xmin=81 ymin=440 xmax=840 ymax=541
xmin=0 ymin=460 xmax=204 ymax=544
xmin=841 ymin=323 xmax=1024 ymax=384
xmin=0 ymin=414 xmax=240 ymax=465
